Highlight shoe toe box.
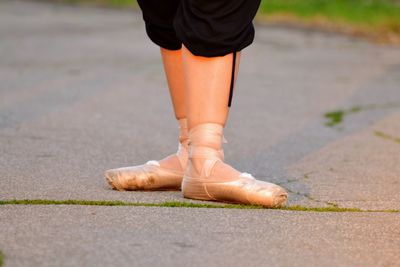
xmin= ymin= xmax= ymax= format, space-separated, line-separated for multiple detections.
xmin=272 ymin=186 xmax=288 ymax=207
xmin=104 ymin=169 xmax=125 ymax=191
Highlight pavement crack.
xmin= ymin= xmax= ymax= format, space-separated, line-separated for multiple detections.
xmin=1 ymin=199 xmax=397 ymax=213
xmin=285 ymin=187 xmax=339 ymax=208
xmin=277 ymin=172 xmax=313 ymax=186
xmin=278 ymin=172 xmax=340 ymax=208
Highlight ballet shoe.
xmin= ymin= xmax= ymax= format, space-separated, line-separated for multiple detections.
xmin=182 ymin=123 xmax=288 ymax=207
xmin=105 ymin=160 xmax=185 ymax=191
xmin=105 ymin=118 xmax=189 ymax=191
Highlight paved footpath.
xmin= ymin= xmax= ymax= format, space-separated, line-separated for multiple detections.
xmin=1 ymin=1 xmax=400 ymax=266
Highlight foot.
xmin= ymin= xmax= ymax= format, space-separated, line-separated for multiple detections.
xmin=182 ymin=123 xmax=288 ymax=207
xmin=105 ymin=157 xmax=185 ymax=191
xmin=105 ymin=118 xmax=189 ymax=191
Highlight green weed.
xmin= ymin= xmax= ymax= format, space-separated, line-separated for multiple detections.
xmin=1 ymin=199 xmax=398 ymax=213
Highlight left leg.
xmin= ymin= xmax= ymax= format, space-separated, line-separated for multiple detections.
xmin=183 ymin=47 xmax=240 ymax=129
xmin=176 ymin=0 xmax=288 ymax=207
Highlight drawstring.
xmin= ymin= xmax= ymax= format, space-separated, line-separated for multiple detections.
xmin=228 ymin=51 xmax=237 ymax=107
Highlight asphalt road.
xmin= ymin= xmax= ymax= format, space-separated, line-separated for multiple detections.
xmin=1 ymin=1 xmax=400 ymax=266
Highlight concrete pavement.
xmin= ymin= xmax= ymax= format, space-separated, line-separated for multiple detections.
xmin=1 ymin=0 xmax=400 ymax=266
xmin=1 ymin=205 xmax=400 ymax=267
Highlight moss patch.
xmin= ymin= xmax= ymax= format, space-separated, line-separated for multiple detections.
xmin=0 ymin=199 xmax=398 ymax=213
xmin=324 ymin=102 xmax=400 ymax=127
xmin=324 ymin=105 xmax=362 ymax=127
xmin=281 ymin=205 xmax=362 ymax=212
xmin=0 ymin=250 xmax=4 ymax=267
xmin=0 ymin=199 xmax=263 ymax=209
xmin=374 ymin=130 xmax=400 ymax=144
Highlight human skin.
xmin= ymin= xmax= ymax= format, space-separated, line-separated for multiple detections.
xmin=161 ymin=46 xmax=241 ymax=128
xmin=160 ymin=48 xmax=186 ymax=120
xmin=162 ymin=45 xmax=241 ymax=172
xmin=182 ymin=45 xmax=241 ymax=129
xmin=159 ymin=45 xmax=242 ymax=176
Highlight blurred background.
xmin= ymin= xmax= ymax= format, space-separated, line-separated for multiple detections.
xmin=49 ymin=0 xmax=400 ymax=44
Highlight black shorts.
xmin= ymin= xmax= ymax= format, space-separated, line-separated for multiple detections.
xmin=137 ymin=0 xmax=261 ymax=57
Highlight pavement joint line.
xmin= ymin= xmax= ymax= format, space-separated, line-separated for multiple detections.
xmin=0 ymin=199 xmax=398 ymax=213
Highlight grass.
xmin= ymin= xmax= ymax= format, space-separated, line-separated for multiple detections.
xmin=374 ymin=130 xmax=400 ymax=144
xmin=258 ymin=0 xmax=400 ymax=43
xmin=0 ymin=250 xmax=3 ymax=267
xmin=324 ymin=105 xmax=363 ymax=127
xmin=324 ymin=102 xmax=400 ymax=127
xmin=58 ymin=0 xmax=400 ymax=43
xmin=259 ymin=0 xmax=400 ymax=27
xmin=1 ymin=199 xmax=399 ymax=213
xmin=0 ymin=199 xmax=262 ymax=209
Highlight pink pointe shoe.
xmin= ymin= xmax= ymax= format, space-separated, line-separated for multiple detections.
xmin=105 ymin=118 xmax=189 ymax=191
xmin=182 ymin=123 xmax=288 ymax=207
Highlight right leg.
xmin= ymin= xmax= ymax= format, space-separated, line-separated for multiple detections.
xmin=157 ymin=48 xmax=187 ymax=172
xmin=105 ymin=0 xmax=188 ymax=191
xmin=161 ymin=48 xmax=185 ymax=121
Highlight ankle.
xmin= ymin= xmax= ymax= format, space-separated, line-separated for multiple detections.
xmin=155 ymin=118 xmax=189 ymax=171
xmin=178 ymin=118 xmax=189 ymax=147
xmin=176 ymin=118 xmax=189 ymax=168
xmin=187 ymin=122 xmax=226 ymax=176
xmin=189 ymin=122 xmax=224 ymax=150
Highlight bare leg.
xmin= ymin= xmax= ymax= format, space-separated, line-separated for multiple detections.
xmin=182 ymin=46 xmax=240 ymax=129
xmin=161 ymin=48 xmax=186 ymax=120
xmin=158 ymin=48 xmax=188 ymax=170
xmin=105 ymin=48 xmax=189 ymax=191
xmin=181 ymin=45 xmax=288 ymax=207
xmin=181 ymin=44 xmax=239 ymax=173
